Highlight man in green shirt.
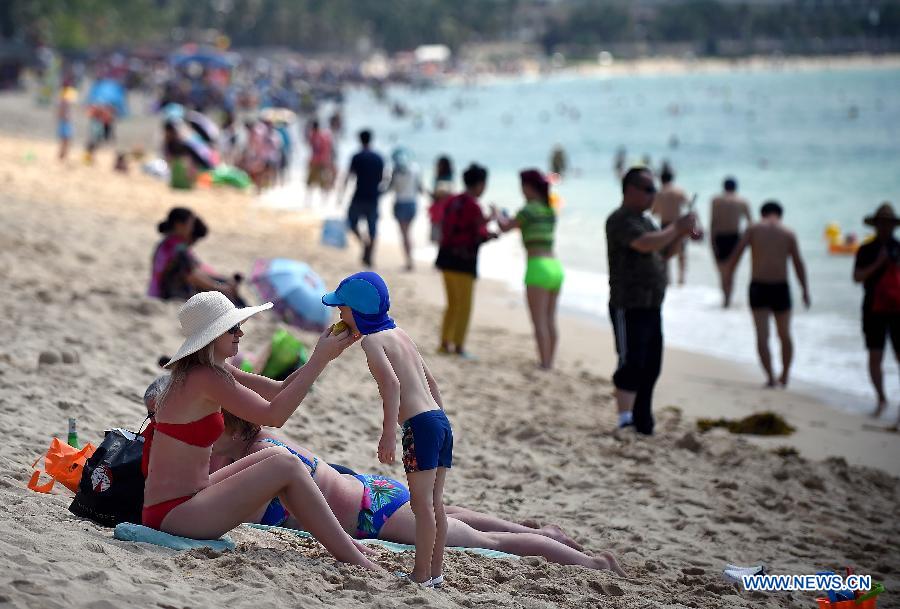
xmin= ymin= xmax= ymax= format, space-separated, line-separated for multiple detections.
xmin=605 ymin=167 xmax=697 ymax=434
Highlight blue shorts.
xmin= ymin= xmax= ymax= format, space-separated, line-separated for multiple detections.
xmin=58 ymin=121 xmax=73 ymax=140
xmin=348 ymin=199 xmax=379 ymax=238
xmin=401 ymin=409 xmax=453 ymax=473
xmin=393 ymin=201 xmax=417 ymax=223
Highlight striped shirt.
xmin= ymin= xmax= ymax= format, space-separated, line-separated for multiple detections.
xmin=516 ymin=201 xmax=556 ymax=250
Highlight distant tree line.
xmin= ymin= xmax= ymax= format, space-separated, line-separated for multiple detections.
xmin=542 ymin=0 xmax=900 ymax=57
xmin=3 ymin=0 xmax=899 ymax=56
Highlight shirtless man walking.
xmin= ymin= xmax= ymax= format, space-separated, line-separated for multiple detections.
xmin=652 ymin=165 xmax=690 ymax=285
xmin=726 ymin=201 xmax=810 ymax=387
xmin=710 ymin=177 xmax=752 ymax=306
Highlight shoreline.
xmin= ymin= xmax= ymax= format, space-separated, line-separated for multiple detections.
xmin=424 ymin=52 xmax=900 ymax=91
xmin=568 ymin=52 xmax=900 ymax=77
xmin=457 ymin=53 xmax=900 ymax=86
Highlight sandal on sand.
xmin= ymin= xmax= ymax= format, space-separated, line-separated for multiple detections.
xmin=722 ymin=564 xmax=766 ymax=583
xmin=394 ymin=572 xmax=434 ymax=587
xmin=429 ymin=574 xmax=444 ymax=588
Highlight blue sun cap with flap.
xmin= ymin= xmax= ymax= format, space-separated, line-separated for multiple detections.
xmin=321 ymin=271 xmax=396 ymax=335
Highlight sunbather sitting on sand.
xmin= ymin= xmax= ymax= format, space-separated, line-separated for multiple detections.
xmin=205 ymin=410 xmax=625 ymax=575
xmin=141 ymin=291 xmax=380 ymax=571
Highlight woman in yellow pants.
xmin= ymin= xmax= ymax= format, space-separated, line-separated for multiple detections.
xmin=435 ymin=164 xmax=496 ymax=357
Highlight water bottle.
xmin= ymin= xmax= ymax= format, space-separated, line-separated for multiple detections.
xmin=67 ymin=418 xmax=79 ymax=448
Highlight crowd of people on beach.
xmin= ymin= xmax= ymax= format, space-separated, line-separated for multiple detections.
xmin=45 ymin=47 xmax=899 ymax=587
xmin=145 ymin=111 xmax=900 ymax=438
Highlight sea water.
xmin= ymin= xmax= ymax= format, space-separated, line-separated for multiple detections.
xmin=268 ymin=65 xmax=900 ymax=415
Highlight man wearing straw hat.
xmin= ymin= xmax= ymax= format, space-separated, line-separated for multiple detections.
xmin=854 ymin=202 xmax=900 ymax=427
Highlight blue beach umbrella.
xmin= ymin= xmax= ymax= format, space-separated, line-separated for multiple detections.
xmin=170 ymin=48 xmax=235 ymax=71
xmin=249 ymin=259 xmax=331 ymax=332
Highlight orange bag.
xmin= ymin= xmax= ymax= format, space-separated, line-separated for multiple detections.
xmin=28 ymin=438 xmax=96 ymax=494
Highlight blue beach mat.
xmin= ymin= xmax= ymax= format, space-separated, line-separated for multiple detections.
xmin=113 ymin=522 xmax=235 ymax=551
xmin=112 ymin=522 xmax=519 ymax=559
xmin=245 ymin=523 xmax=519 ymax=560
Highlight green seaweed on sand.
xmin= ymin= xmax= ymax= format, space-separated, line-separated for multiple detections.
xmin=772 ymin=445 xmax=800 ymax=457
xmin=697 ymin=411 xmax=795 ymax=436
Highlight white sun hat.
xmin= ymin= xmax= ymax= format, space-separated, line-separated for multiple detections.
xmin=164 ymin=291 xmax=273 ymax=368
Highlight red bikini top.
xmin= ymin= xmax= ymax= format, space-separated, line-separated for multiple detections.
xmin=141 ymin=412 xmax=225 ymax=477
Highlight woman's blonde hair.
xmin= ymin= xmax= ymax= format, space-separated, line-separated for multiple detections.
xmin=154 ymin=342 xmax=234 ymax=418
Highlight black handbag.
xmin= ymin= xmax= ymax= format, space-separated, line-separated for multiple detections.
xmin=69 ymin=425 xmax=146 ymax=527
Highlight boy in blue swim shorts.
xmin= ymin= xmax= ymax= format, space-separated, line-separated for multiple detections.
xmin=323 ymin=271 xmax=452 ymax=587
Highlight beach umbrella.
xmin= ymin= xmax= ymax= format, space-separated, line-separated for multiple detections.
xmin=186 ymin=110 xmax=220 ymax=144
xmin=249 ymin=259 xmax=331 ymax=332
xmin=179 ymin=127 xmax=217 ymax=169
xmin=170 ymin=48 xmax=235 ymax=71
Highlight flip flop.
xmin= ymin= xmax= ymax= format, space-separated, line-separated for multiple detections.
xmin=429 ymin=574 xmax=444 ymax=588
xmin=722 ymin=564 xmax=766 ymax=583
xmin=394 ymin=571 xmax=434 ymax=587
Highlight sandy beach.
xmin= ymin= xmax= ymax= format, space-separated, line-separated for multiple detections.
xmin=0 ymin=117 xmax=898 ymax=609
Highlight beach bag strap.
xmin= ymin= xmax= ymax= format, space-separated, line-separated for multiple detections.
xmin=27 ymin=470 xmax=56 ymax=493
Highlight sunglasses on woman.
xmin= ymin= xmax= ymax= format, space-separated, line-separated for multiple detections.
xmin=226 ymin=324 xmax=242 ymax=335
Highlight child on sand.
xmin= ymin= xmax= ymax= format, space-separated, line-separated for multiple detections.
xmin=323 ymin=272 xmax=453 ymax=586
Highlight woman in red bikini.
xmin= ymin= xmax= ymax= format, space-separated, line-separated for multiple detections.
xmin=141 ymin=291 xmax=380 ymax=571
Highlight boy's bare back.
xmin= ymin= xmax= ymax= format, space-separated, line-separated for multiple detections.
xmin=362 ymin=328 xmax=440 ymax=425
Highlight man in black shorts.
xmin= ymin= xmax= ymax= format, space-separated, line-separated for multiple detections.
xmin=853 ymin=202 xmax=900 ymax=425
xmin=342 ymin=129 xmax=385 ymax=267
xmin=726 ymin=201 xmax=810 ymax=387
xmin=710 ymin=177 xmax=752 ymax=307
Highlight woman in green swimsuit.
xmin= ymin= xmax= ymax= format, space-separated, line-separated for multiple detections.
xmin=497 ymin=169 xmax=564 ymax=370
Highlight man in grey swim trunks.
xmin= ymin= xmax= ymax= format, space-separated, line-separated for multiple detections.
xmin=710 ymin=177 xmax=752 ymax=307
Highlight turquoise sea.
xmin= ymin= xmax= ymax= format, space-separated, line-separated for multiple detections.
xmin=277 ymin=65 xmax=900 ymax=414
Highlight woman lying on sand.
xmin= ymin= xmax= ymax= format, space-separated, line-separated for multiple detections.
xmin=142 ymin=291 xmax=380 ymax=571
xmin=207 ymin=411 xmax=625 ymax=575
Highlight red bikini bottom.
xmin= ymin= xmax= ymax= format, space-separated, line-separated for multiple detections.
xmin=142 ymin=495 xmax=192 ymax=530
